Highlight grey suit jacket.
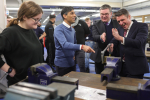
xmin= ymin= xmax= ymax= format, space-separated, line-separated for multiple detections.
xmin=90 ymin=19 xmax=119 ymax=62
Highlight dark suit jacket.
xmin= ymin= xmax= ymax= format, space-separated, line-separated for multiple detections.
xmin=45 ymin=21 xmax=54 ymax=44
xmin=111 ymin=20 xmax=149 ymax=75
xmin=90 ymin=19 xmax=119 ymax=62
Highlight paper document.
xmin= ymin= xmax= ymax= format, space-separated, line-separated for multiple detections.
xmin=75 ymin=85 xmax=106 ymax=100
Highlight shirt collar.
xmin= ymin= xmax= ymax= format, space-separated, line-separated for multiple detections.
xmin=63 ymin=21 xmax=71 ymax=28
xmin=107 ymin=19 xmax=111 ymax=25
xmin=127 ymin=21 xmax=133 ymax=30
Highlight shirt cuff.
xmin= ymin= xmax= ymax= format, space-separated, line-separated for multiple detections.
xmin=121 ymin=37 xmax=125 ymax=45
xmin=100 ymin=35 xmax=104 ymax=43
xmin=80 ymin=45 xmax=82 ymax=50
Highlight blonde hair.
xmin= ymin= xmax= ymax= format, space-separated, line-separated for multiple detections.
xmin=7 ymin=1 xmax=43 ymax=27
xmin=85 ymin=18 xmax=90 ymax=22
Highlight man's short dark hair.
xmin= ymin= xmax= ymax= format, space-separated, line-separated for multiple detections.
xmin=61 ymin=6 xmax=74 ymax=20
xmin=115 ymin=9 xmax=129 ymax=17
xmin=49 ymin=15 xmax=56 ymax=19
xmin=100 ymin=4 xmax=112 ymax=12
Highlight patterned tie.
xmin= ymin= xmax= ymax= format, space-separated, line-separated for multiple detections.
xmin=104 ymin=22 xmax=108 ymax=26
xmin=106 ymin=22 xmax=108 ymax=26
xmin=124 ymin=29 xmax=127 ymax=37
xmin=123 ymin=29 xmax=127 ymax=61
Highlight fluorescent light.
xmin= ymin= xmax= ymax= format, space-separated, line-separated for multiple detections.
xmin=43 ymin=16 xmax=49 ymax=23
xmin=92 ymin=13 xmax=99 ymax=17
xmin=80 ymin=16 xmax=89 ymax=19
xmin=9 ymin=15 xmax=14 ymax=18
xmin=145 ymin=17 xmax=147 ymax=18
xmin=74 ymin=9 xmax=99 ymax=12
xmin=51 ymin=12 xmax=55 ymax=15
xmin=6 ymin=8 xmax=19 ymax=10
xmin=6 ymin=8 xmax=99 ymax=12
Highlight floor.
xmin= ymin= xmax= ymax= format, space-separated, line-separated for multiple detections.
xmin=44 ymin=47 xmax=150 ymax=79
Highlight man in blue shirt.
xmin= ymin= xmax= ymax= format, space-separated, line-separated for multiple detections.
xmin=54 ymin=7 xmax=95 ymax=76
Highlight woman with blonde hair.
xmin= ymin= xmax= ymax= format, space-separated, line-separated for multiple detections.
xmin=0 ymin=1 xmax=43 ymax=86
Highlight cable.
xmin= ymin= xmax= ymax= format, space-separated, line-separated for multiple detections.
xmin=0 ymin=73 xmax=7 ymax=81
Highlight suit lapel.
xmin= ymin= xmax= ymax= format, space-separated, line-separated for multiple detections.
xmin=96 ymin=20 xmax=106 ymax=35
xmin=127 ymin=20 xmax=137 ymax=38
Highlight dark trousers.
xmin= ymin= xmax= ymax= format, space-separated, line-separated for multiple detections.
xmin=119 ymin=62 xmax=144 ymax=79
xmin=45 ymin=42 xmax=55 ymax=65
xmin=40 ymin=40 xmax=44 ymax=61
xmin=95 ymin=61 xmax=105 ymax=74
xmin=75 ymin=50 xmax=85 ymax=72
xmin=55 ymin=65 xmax=76 ymax=76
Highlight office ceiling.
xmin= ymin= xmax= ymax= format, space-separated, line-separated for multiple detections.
xmin=6 ymin=0 xmax=120 ymax=25
xmin=6 ymin=0 xmax=150 ymax=25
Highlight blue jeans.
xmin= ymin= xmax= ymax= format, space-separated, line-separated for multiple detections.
xmin=85 ymin=41 xmax=95 ymax=68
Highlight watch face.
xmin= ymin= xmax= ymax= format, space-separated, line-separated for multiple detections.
xmin=9 ymin=68 xmax=12 ymax=72
xmin=7 ymin=68 xmax=12 ymax=73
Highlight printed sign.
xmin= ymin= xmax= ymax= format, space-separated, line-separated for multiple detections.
xmin=40 ymin=79 xmax=47 ymax=85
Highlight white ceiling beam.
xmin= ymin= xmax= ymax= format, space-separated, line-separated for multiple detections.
xmin=23 ymin=0 xmax=122 ymax=8
xmin=124 ymin=1 xmax=150 ymax=11
xmin=123 ymin=0 xmax=150 ymax=7
xmin=6 ymin=8 xmax=99 ymax=12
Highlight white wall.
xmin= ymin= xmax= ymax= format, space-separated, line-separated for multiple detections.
xmin=0 ymin=0 xmax=6 ymax=33
xmin=0 ymin=0 xmax=8 ymax=91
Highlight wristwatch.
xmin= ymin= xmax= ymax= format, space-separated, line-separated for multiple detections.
xmin=7 ymin=67 xmax=13 ymax=74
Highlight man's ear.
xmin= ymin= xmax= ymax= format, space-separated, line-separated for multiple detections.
xmin=110 ymin=12 xmax=112 ymax=17
xmin=63 ymin=14 xmax=67 ymax=20
xmin=128 ymin=14 xmax=131 ymax=19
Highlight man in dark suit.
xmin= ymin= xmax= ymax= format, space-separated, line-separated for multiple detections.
xmin=110 ymin=9 xmax=149 ymax=79
xmin=90 ymin=4 xmax=119 ymax=74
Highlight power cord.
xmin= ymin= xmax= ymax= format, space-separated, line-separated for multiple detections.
xmin=0 ymin=73 xmax=7 ymax=81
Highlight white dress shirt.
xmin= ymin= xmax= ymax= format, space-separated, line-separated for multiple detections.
xmin=122 ymin=21 xmax=133 ymax=45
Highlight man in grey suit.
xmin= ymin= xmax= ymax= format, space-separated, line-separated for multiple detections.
xmin=90 ymin=4 xmax=120 ymax=74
